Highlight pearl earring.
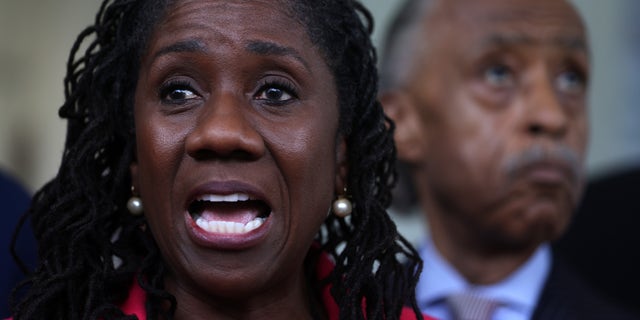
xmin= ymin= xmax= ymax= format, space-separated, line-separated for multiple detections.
xmin=332 ymin=188 xmax=352 ymax=218
xmin=127 ymin=186 xmax=143 ymax=215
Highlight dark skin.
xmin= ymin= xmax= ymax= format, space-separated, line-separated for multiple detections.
xmin=382 ymin=0 xmax=589 ymax=284
xmin=130 ymin=1 xmax=347 ymax=319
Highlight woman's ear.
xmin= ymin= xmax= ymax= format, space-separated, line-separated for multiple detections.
xmin=334 ymin=137 xmax=349 ymax=194
xmin=380 ymin=90 xmax=428 ymax=164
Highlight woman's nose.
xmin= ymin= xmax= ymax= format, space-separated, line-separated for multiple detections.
xmin=185 ymin=92 xmax=265 ymax=161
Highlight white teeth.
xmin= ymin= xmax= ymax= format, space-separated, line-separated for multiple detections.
xmin=195 ymin=217 xmax=209 ymax=230
xmin=196 ymin=193 xmax=250 ymax=202
xmin=195 ymin=216 xmax=266 ymax=234
xmin=191 ymin=193 xmax=266 ymax=234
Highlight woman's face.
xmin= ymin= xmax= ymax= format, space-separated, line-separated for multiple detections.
xmin=131 ymin=0 xmax=345 ymax=303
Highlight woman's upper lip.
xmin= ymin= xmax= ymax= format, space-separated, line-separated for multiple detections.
xmin=184 ymin=180 xmax=270 ymax=209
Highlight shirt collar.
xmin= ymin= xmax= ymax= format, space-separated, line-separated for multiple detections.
xmin=416 ymin=236 xmax=551 ymax=313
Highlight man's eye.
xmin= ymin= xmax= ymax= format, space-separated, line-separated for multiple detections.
xmin=484 ymin=64 xmax=514 ymax=87
xmin=556 ymin=70 xmax=586 ymax=93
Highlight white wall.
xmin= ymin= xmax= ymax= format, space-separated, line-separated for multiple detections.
xmin=0 ymin=1 xmax=102 ymax=191
xmin=570 ymin=0 xmax=640 ymax=176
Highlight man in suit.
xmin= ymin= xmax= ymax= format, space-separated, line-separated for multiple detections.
xmin=379 ymin=0 xmax=637 ymax=319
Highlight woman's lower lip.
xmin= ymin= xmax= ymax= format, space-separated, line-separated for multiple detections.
xmin=185 ymin=212 xmax=271 ymax=250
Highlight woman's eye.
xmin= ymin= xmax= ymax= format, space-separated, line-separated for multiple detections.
xmin=159 ymin=82 xmax=199 ymax=104
xmin=255 ymin=82 xmax=296 ymax=105
xmin=262 ymin=87 xmax=291 ymax=101
xmin=556 ymin=70 xmax=586 ymax=94
xmin=168 ymin=88 xmax=197 ymax=101
xmin=483 ymin=64 xmax=514 ymax=87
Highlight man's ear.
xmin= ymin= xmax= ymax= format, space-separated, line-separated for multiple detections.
xmin=380 ymin=90 xmax=427 ymax=164
xmin=334 ymin=137 xmax=349 ymax=194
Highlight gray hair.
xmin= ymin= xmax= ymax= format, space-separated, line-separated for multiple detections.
xmin=379 ymin=0 xmax=433 ymax=91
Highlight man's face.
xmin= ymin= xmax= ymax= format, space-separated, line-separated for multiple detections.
xmin=403 ymin=0 xmax=590 ymax=250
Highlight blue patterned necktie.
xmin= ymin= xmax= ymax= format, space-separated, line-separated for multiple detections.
xmin=446 ymin=292 xmax=500 ymax=320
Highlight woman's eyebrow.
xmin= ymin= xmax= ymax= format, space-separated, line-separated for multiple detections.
xmin=245 ymin=40 xmax=311 ymax=71
xmin=153 ymin=39 xmax=207 ymax=60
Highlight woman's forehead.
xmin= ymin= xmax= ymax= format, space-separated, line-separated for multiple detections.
xmin=160 ymin=0 xmax=297 ymax=25
xmin=148 ymin=0 xmax=307 ymax=50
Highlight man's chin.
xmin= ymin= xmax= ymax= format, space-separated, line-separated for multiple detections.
xmin=484 ymin=219 xmax=567 ymax=254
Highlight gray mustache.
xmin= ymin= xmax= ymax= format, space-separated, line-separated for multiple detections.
xmin=503 ymin=144 xmax=583 ymax=182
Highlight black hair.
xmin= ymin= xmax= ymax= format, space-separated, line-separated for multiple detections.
xmin=11 ymin=1 xmax=423 ymax=319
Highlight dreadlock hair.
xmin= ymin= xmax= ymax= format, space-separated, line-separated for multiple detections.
xmin=10 ymin=0 xmax=423 ymax=319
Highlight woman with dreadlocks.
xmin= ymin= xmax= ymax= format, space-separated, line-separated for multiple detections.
xmin=9 ymin=0 xmax=435 ymax=319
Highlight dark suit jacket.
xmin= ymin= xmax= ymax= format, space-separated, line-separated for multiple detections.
xmin=554 ymin=166 xmax=640 ymax=315
xmin=531 ymin=253 xmax=639 ymax=320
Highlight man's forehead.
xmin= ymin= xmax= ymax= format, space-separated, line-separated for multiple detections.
xmin=430 ymin=0 xmax=585 ymax=32
xmin=477 ymin=33 xmax=588 ymax=53
xmin=426 ymin=0 xmax=588 ymax=51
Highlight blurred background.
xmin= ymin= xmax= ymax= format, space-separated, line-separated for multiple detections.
xmin=1 ymin=0 xmax=639 ymax=197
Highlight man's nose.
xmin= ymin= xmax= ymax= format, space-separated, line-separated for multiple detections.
xmin=522 ymin=70 xmax=569 ymax=140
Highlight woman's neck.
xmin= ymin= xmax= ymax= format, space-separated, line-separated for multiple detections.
xmin=167 ymin=267 xmax=322 ymax=320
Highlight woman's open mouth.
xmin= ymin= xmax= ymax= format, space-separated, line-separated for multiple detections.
xmin=188 ymin=193 xmax=271 ymax=235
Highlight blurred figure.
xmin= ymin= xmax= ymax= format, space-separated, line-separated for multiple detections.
xmin=379 ymin=0 xmax=638 ymax=319
xmin=555 ymin=165 xmax=640 ymax=316
xmin=0 ymin=170 xmax=35 ymax=318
